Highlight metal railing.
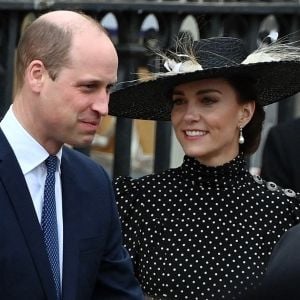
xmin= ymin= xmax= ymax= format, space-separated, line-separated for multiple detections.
xmin=1 ymin=1 xmax=300 ymax=177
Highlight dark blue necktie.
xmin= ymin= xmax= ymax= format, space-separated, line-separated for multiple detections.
xmin=41 ymin=155 xmax=61 ymax=299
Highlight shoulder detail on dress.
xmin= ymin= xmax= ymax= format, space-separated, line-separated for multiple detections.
xmin=252 ymin=174 xmax=297 ymax=198
xmin=283 ymin=188 xmax=297 ymax=198
xmin=266 ymin=181 xmax=279 ymax=192
xmin=252 ymin=174 xmax=264 ymax=185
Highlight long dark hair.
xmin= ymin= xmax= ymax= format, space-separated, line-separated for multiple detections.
xmin=226 ymin=76 xmax=266 ymax=155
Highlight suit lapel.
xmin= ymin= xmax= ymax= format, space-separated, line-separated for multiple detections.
xmin=0 ymin=130 xmax=57 ymax=300
xmin=61 ymin=152 xmax=81 ymax=300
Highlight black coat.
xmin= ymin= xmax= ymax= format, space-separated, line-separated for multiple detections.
xmin=260 ymin=223 xmax=300 ymax=300
xmin=261 ymin=118 xmax=300 ymax=192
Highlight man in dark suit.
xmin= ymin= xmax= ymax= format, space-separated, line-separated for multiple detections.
xmin=261 ymin=117 xmax=300 ymax=192
xmin=0 ymin=10 xmax=143 ymax=300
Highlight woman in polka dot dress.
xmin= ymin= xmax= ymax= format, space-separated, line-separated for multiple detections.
xmin=109 ymin=36 xmax=300 ymax=299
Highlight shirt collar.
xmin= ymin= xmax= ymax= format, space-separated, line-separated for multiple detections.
xmin=0 ymin=106 xmax=62 ymax=175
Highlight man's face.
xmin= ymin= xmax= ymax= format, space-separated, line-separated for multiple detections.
xmin=35 ymin=30 xmax=118 ymax=151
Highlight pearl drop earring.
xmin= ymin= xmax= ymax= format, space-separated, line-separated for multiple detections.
xmin=239 ymin=127 xmax=245 ymax=144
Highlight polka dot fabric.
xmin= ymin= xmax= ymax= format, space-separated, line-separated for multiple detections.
xmin=114 ymin=155 xmax=300 ymax=300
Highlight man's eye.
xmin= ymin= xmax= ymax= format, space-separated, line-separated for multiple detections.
xmin=81 ymin=84 xmax=96 ymax=92
xmin=107 ymin=84 xmax=114 ymax=93
xmin=85 ymin=84 xmax=95 ymax=89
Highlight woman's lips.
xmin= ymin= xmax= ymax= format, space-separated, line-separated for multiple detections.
xmin=185 ymin=130 xmax=208 ymax=137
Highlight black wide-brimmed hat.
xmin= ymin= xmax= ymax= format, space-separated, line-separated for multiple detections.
xmin=109 ymin=36 xmax=300 ymax=121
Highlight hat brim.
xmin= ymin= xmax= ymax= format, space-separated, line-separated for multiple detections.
xmin=109 ymin=61 xmax=300 ymax=121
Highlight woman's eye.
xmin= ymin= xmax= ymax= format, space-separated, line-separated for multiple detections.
xmin=202 ymin=97 xmax=217 ymax=105
xmin=172 ymin=98 xmax=184 ymax=106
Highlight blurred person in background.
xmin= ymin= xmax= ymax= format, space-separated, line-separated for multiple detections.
xmin=261 ymin=117 xmax=300 ymax=193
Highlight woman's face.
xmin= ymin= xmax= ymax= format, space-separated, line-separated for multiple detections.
xmin=171 ymin=78 xmax=255 ymax=166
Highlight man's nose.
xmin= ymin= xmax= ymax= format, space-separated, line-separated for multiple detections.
xmin=92 ymin=90 xmax=109 ymax=116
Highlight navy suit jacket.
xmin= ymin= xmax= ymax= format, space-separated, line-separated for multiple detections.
xmin=0 ymin=129 xmax=143 ymax=300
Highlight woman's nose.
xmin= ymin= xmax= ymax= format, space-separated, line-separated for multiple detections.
xmin=183 ymin=105 xmax=200 ymax=122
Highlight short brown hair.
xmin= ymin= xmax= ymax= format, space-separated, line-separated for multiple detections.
xmin=16 ymin=19 xmax=72 ymax=90
xmin=15 ymin=12 xmax=107 ymax=91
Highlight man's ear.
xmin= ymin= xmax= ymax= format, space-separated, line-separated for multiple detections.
xmin=239 ymin=101 xmax=256 ymax=127
xmin=26 ymin=60 xmax=46 ymax=93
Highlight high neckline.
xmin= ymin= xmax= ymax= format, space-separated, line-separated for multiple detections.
xmin=180 ymin=154 xmax=248 ymax=186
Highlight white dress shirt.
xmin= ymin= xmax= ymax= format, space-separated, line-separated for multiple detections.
xmin=0 ymin=106 xmax=64 ymax=282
